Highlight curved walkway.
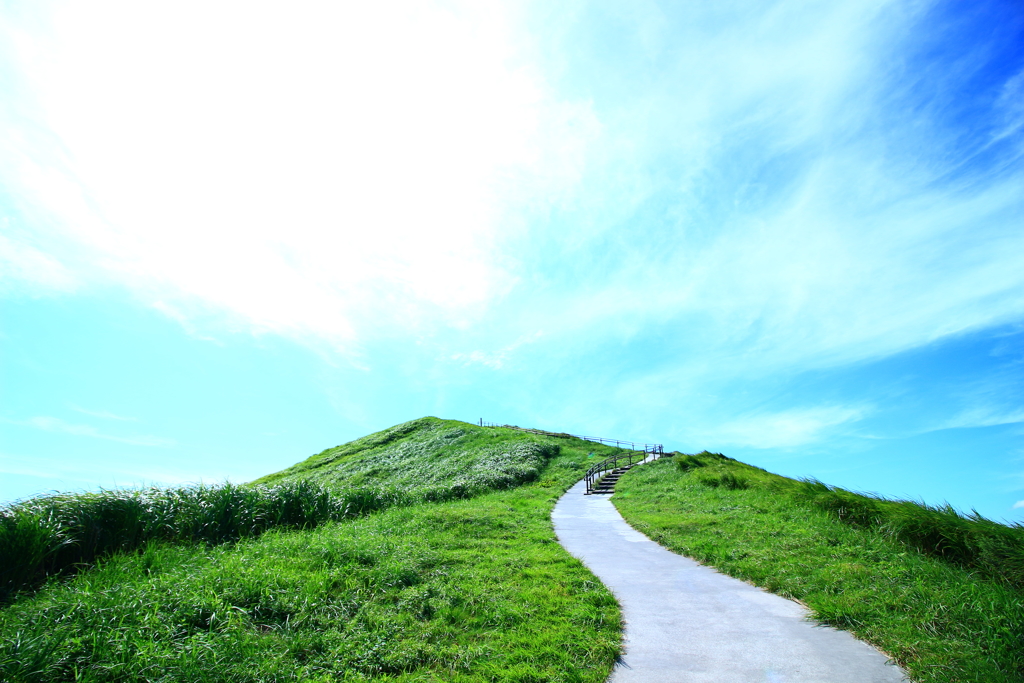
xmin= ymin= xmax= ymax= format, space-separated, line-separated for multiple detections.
xmin=552 ymin=478 xmax=908 ymax=683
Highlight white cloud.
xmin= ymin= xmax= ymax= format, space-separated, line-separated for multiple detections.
xmin=451 ymin=350 xmax=507 ymax=370
xmin=149 ymin=301 xmax=225 ymax=344
xmin=701 ymin=405 xmax=869 ymax=449
xmin=1014 ymin=500 xmax=1024 ymax=510
xmin=2 ymin=0 xmax=1020 ymax=381
xmin=450 ymin=330 xmax=544 ymax=370
xmin=5 ymin=416 xmax=175 ymax=447
xmin=0 ymin=0 xmax=545 ymax=349
xmin=941 ymin=407 xmax=1024 ymax=431
xmin=0 ymin=225 xmax=78 ymax=295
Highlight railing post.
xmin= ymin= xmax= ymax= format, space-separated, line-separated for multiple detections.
xmin=480 ymin=420 xmax=664 ymax=493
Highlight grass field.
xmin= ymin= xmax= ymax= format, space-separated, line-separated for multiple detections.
xmin=0 ymin=419 xmax=623 ymax=682
xmin=612 ymin=452 xmax=1024 ymax=683
xmin=1 ymin=418 xmax=563 ymax=603
xmin=6 ymin=418 xmax=1023 ymax=682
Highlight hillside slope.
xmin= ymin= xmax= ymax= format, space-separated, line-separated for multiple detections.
xmin=613 ymin=453 xmax=1024 ymax=683
xmin=254 ymin=417 xmax=558 ymax=495
xmin=0 ymin=418 xmax=626 ymax=683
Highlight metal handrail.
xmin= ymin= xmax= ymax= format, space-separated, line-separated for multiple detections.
xmin=477 ymin=419 xmax=666 ymax=494
xmin=583 ymin=444 xmax=664 ymax=495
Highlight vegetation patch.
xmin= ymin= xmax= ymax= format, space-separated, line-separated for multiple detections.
xmin=788 ymin=479 xmax=1024 ymax=589
xmin=14 ymin=416 xmax=1010 ymax=682
xmin=2 ymin=481 xmax=347 ymax=602
xmin=1 ymin=419 xmax=561 ymax=602
xmin=613 ymin=453 xmax=1024 ymax=683
xmin=253 ymin=418 xmax=556 ymax=494
xmin=0 ymin=419 xmax=622 ymax=682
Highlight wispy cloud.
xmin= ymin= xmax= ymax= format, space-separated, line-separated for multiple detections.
xmin=0 ymin=225 xmax=78 ymax=296
xmin=149 ymin=301 xmax=224 ymax=345
xmin=695 ymin=405 xmax=870 ymax=449
xmin=1014 ymin=501 xmax=1024 ymax=510
xmin=934 ymin=356 xmax=1024 ymax=431
xmin=500 ymin=0 xmax=1024 ymax=378
xmin=450 ymin=331 xmax=544 ymax=370
xmin=5 ymin=416 xmax=175 ymax=447
xmin=0 ymin=451 xmax=193 ymax=486
xmin=942 ymin=407 xmax=1024 ymax=431
xmin=1 ymin=0 xmax=1020 ymax=377
xmin=451 ymin=350 xmax=508 ymax=371
xmin=69 ymin=405 xmax=137 ymax=422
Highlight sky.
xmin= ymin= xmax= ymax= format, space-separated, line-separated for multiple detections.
xmin=1 ymin=0 xmax=1022 ymax=521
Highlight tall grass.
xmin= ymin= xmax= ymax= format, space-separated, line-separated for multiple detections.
xmin=615 ymin=455 xmax=1024 ymax=681
xmin=671 ymin=450 xmax=1024 ymax=590
xmin=790 ymin=479 xmax=1024 ymax=590
xmin=0 ymin=481 xmax=347 ymax=602
xmin=1 ymin=438 xmax=560 ymax=604
xmin=255 ymin=418 xmax=558 ymax=492
xmin=0 ymin=428 xmax=622 ymax=682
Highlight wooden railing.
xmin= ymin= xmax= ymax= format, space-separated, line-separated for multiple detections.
xmin=477 ymin=419 xmax=666 ymax=494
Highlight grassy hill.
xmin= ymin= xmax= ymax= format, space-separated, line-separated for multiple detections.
xmin=3 ymin=418 xmax=1023 ymax=682
xmin=0 ymin=418 xmax=626 ymax=682
xmin=613 ymin=452 xmax=1024 ymax=683
xmin=252 ymin=417 xmax=557 ymax=496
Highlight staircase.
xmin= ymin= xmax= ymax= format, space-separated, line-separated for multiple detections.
xmin=476 ymin=419 xmax=665 ymax=495
xmin=589 ymin=464 xmax=636 ymax=495
xmin=584 ymin=444 xmax=665 ymax=495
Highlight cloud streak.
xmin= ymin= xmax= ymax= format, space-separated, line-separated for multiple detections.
xmin=4 ymin=416 xmax=175 ymax=447
xmin=691 ymin=405 xmax=870 ymax=450
xmin=0 ymin=451 xmax=192 ymax=486
xmin=500 ymin=0 xmax=1024 ymax=378
xmin=69 ymin=406 xmax=138 ymax=422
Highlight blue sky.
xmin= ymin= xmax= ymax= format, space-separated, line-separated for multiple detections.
xmin=1 ymin=0 xmax=1022 ymax=520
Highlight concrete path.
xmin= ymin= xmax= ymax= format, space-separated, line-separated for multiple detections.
xmin=552 ymin=478 xmax=908 ymax=683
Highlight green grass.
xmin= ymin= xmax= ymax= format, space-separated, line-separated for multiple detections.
xmin=612 ymin=452 xmax=1024 ymax=683
xmin=13 ymin=417 xmax=1009 ymax=681
xmin=252 ymin=417 xmax=555 ymax=494
xmin=0 ymin=419 xmax=623 ymax=682
xmin=1 ymin=418 xmax=560 ymax=603
xmin=1 ymin=481 xmax=350 ymax=602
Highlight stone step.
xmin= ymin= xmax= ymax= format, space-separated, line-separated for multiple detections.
xmin=588 ymin=460 xmax=647 ymax=494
